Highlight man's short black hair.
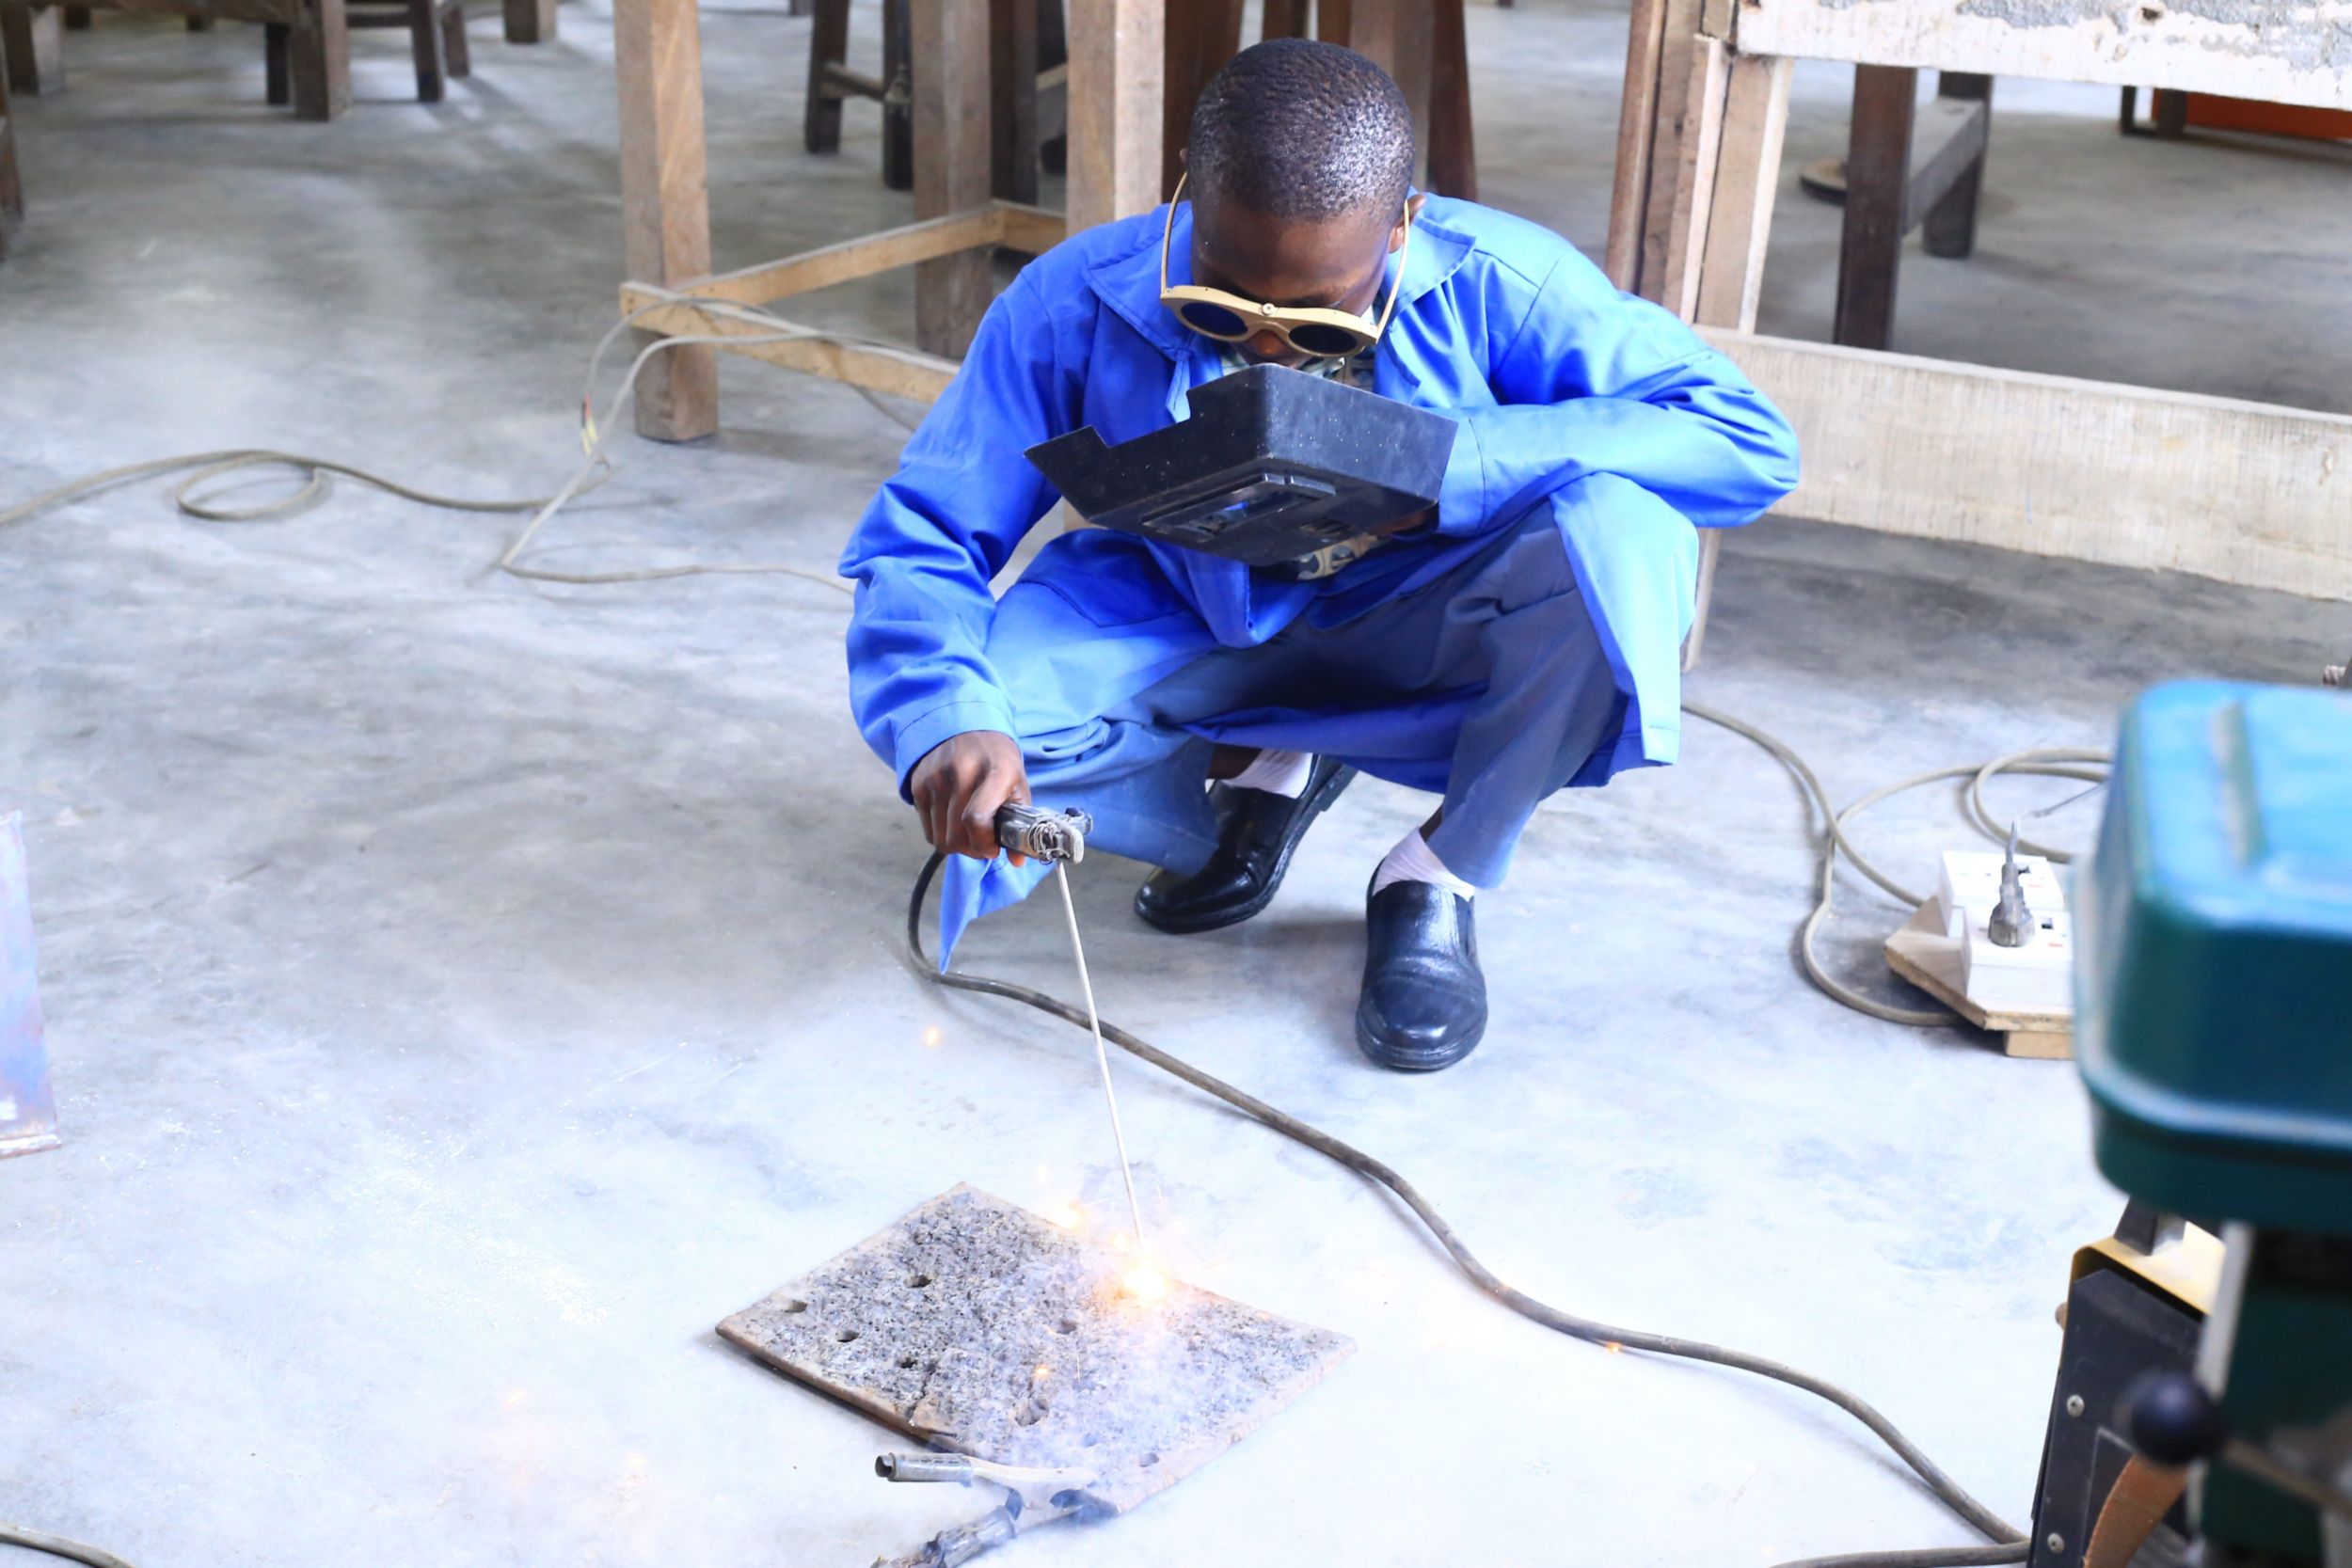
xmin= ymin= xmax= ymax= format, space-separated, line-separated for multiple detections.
xmin=1186 ymin=39 xmax=1415 ymax=224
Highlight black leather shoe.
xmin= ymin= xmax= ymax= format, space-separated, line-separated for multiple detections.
xmin=1134 ymin=757 xmax=1357 ymax=934
xmin=1356 ymin=879 xmax=1486 ymax=1071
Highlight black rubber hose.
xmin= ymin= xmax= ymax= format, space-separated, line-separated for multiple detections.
xmin=908 ymin=852 xmax=2030 ymax=1568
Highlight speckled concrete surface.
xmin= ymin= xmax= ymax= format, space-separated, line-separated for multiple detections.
xmin=2 ymin=4 xmax=2347 ymax=1567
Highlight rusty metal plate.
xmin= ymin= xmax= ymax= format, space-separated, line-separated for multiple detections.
xmin=719 ymin=1184 xmax=1352 ymax=1514
xmin=1 ymin=813 xmax=60 ymax=1160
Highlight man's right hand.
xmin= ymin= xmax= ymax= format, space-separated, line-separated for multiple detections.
xmin=908 ymin=731 xmax=1031 ymax=863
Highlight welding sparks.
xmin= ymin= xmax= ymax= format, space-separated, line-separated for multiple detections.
xmin=502 ymin=1388 xmax=529 ymax=1409
xmin=1044 ymin=1201 xmax=1087 ymax=1230
xmin=1120 ymin=1261 xmax=1170 ymax=1306
xmin=920 ymin=1026 xmax=943 ymax=1050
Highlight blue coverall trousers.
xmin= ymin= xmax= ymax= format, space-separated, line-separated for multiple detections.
xmin=936 ymin=475 xmax=1693 ymax=954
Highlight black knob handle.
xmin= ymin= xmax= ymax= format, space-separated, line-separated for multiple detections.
xmin=2123 ymin=1371 xmax=2229 ymax=1465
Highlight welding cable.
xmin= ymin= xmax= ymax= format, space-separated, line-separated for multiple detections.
xmin=0 ymin=1520 xmax=139 ymax=1568
xmin=0 ymin=289 xmax=915 ymax=595
xmin=1767 ymin=1548 xmax=2029 ymax=1568
xmin=906 ymin=854 xmax=2029 ymax=1568
xmin=1683 ymin=704 xmax=2108 ymax=1029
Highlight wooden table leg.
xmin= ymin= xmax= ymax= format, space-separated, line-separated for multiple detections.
xmin=1066 ymin=0 xmax=1163 ymax=230
xmin=1260 ymin=0 xmax=1305 ymax=38
xmin=502 ymin=0 xmax=552 ymax=43
xmin=2 ymin=4 xmax=65 ymax=97
xmin=0 ymin=71 xmax=22 ymax=263
xmin=406 ymin=0 xmax=448 ymax=103
xmin=612 ymin=0 xmax=717 ymax=440
xmin=914 ymin=0 xmax=992 ymax=358
xmin=990 ymin=0 xmax=1038 ymax=202
xmin=289 ymin=0 xmax=350 ymax=119
xmin=803 ymin=0 xmax=848 ymax=153
xmin=1835 ymin=62 xmax=1915 ymax=350
xmin=1684 ymin=50 xmax=1790 ymax=672
xmin=881 ymin=0 xmax=913 ymax=190
xmin=1158 ymin=0 xmax=1240 ymax=197
xmin=1426 ymin=0 xmax=1475 ymax=199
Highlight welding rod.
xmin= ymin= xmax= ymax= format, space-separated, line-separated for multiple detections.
xmin=1053 ymin=861 xmax=1147 ymax=1250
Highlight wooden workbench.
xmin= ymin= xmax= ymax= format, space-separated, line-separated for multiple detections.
xmin=1611 ymin=0 xmax=2352 ymax=614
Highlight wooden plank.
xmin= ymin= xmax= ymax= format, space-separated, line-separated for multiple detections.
xmin=1701 ymin=327 xmax=2352 ymax=603
xmin=1657 ymin=35 xmax=1728 ymax=321
xmin=1835 ymin=63 xmax=1915 ymax=350
xmin=914 ymin=0 xmax=993 ymax=359
xmin=638 ymin=203 xmax=1064 ymax=309
xmin=675 ymin=208 xmax=1007 ymax=308
xmin=618 ymin=290 xmax=962 ymax=404
xmin=612 ymin=0 xmax=716 ymax=439
xmin=1066 ymin=0 xmax=1164 ymax=230
xmin=1 ymin=4 xmax=64 ymax=96
xmin=1604 ymin=0 xmax=1670 ymax=290
xmin=1635 ymin=0 xmax=1701 ymax=302
xmin=1694 ymin=51 xmax=1791 ymax=332
xmin=501 ymin=0 xmax=553 ymax=45
xmin=1883 ymin=918 xmax=2074 ymax=1059
xmin=1733 ymin=0 xmax=2352 ymax=114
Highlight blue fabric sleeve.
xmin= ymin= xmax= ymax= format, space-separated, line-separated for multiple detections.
xmin=1435 ymin=248 xmax=1801 ymax=538
xmin=839 ymin=271 xmax=1073 ymax=791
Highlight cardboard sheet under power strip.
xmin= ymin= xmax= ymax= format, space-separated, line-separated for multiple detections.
xmin=719 ymin=1184 xmax=1352 ymax=1515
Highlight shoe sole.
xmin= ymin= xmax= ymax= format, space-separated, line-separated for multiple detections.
xmin=1136 ymin=764 xmax=1359 ymax=936
xmin=1354 ymin=1005 xmax=1487 ymax=1072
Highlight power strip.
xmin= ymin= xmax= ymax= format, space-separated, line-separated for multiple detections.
xmin=1930 ymin=849 xmax=2074 ymax=1016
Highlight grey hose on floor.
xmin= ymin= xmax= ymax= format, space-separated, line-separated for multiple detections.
xmin=906 ymin=852 xmax=2031 ymax=1568
xmin=0 ymin=1522 xmax=138 ymax=1568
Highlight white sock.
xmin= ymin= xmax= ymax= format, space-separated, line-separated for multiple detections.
xmin=1227 ymin=748 xmax=1313 ymax=799
xmin=1372 ymin=830 xmax=1478 ymax=900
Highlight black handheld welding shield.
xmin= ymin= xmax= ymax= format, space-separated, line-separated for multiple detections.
xmin=1023 ymin=364 xmax=1459 ymax=569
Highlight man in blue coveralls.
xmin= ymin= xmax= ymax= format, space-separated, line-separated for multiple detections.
xmin=843 ymin=40 xmax=1798 ymax=1072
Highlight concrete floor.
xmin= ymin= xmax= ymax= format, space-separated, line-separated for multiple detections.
xmin=3 ymin=4 xmax=2348 ymax=1566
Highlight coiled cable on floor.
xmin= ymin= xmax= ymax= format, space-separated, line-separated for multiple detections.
xmin=906 ymin=851 xmax=2030 ymax=1568
xmin=1683 ymin=704 xmax=2107 ymax=1028
xmin=0 ymin=289 xmax=908 ymax=596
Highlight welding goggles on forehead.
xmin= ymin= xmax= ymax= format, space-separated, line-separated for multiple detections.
xmin=1158 ymin=173 xmax=1413 ymax=360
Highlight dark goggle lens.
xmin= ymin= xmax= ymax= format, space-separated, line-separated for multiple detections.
xmin=1287 ymin=322 xmax=1365 ymax=356
xmin=1176 ymin=300 xmax=1249 ymax=339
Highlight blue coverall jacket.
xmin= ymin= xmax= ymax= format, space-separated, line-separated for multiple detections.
xmin=841 ymin=197 xmax=1801 ymax=940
